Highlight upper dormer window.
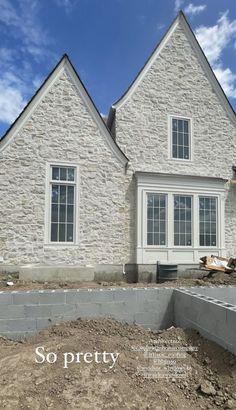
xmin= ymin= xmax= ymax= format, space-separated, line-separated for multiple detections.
xmin=170 ymin=117 xmax=191 ymax=160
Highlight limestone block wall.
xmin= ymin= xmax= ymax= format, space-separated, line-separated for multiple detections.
xmin=0 ymin=71 xmax=136 ymax=266
xmin=113 ymin=24 xmax=236 ymax=256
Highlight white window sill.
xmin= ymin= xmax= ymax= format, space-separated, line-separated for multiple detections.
xmin=44 ymin=243 xmax=79 ymax=249
xmin=168 ymin=157 xmax=193 ymax=163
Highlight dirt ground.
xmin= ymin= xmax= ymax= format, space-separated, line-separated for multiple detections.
xmin=0 ymin=318 xmax=235 ymax=410
xmin=1 ymin=270 xmax=236 ymax=291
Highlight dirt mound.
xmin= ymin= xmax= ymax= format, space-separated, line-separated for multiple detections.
xmin=0 ymin=319 xmax=235 ymax=409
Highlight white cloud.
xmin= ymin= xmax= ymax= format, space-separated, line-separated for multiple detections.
xmin=157 ymin=23 xmax=165 ymax=31
xmin=0 ymin=78 xmax=27 ymax=124
xmin=213 ymin=66 xmax=236 ymax=99
xmin=195 ymin=11 xmax=236 ymax=65
xmin=184 ymin=3 xmax=206 ymax=16
xmin=195 ymin=11 xmax=236 ymax=100
xmin=53 ymin=0 xmax=78 ymax=13
xmin=0 ymin=0 xmax=50 ymax=59
xmin=174 ymin=0 xmax=185 ymax=13
xmin=0 ymin=0 xmax=57 ymax=128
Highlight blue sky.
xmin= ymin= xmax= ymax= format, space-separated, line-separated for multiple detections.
xmin=0 ymin=0 xmax=236 ymax=137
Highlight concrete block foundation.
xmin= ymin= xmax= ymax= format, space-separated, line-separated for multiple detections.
xmin=0 ymin=286 xmax=235 ymax=356
xmin=1 ymin=263 xmax=203 ymax=283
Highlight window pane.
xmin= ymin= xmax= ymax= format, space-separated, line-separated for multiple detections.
xmin=59 ymin=224 xmax=66 ymax=242
xmin=173 ymin=132 xmax=177 ymax=144
xmin=174 ymin=195 xmax=192 ymax=246
xmin=52 ymin=167 xmax=59 ymax=180
xmin=147 ymin=220 xmax=153 ymax=233
xmin=147 ymin=233 xmax=153 ymax=245
xmin=178 ymin=119 xmax=183 ymax=132
xmin=60 ymin=185 xmax=67 ymax=204
xmin=178 ymin=146 xmax=184 ymax=159
xmin=52 ymin=185 xmax=59 ymax=203
xmin=51 ymin=204 xmax=58 ymax=223
xmin=147 ymin=193 xmax=166 ymax=246
xmin=199 ymin=197 xmax=217 ymax=247
xmin=68 ymin=168 xmax=75 ymax=181
xmin=172 ymin=145 xmax=177 ymax=158
xmin=184 ymin=147 xmax=189 ymax=160
xmin=67 ymin=186 xmax=74 ymax=204
xmin=154 ymin=234 xmax=159 ymax=245
xmin=184 ymin=133 xmax=189 ymax=146
xmin=59 ymin=204 xmax=66 ymax=222
xmin=67 ymin=205 xmax=74 ymax=223
xmin=173 ymin=119 xmax=177 ymax=131
xmin=51 ymin=223 xmax=58 ymax=242
xmin=178 ymin=134 xmax=183 ymax=146
xmin=184 ymin=120 xmax=189 ymax=133
xmin=67 ymin=224 xmax=74 ymax=242
xmin=60 ymin=168 xmax=67 ymax=181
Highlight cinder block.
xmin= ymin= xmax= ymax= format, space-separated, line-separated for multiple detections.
xmin=24 ymin=305 xmax=52 ymax=318
xmin=36 ymin=318 xmax=53 ymax=330
xmin=51 ymin=304 xmax=77 ymax=317
xmin=0 ymin=293 xmax=13 ymax=304
xmin=113 ymin=289 xmax=138 ymax=303
xmin=6 ymin=319 xmax=36 ymax=332
xmin=76 ymin=303 xmax=102 ymax=318
xmin=38 ymin=292 xmax=66 ymax=305
xmin=134 ymin=311 xmax=160 ymax=325
xmin=0 ymin=319 xmax=10 ymax=331
xmin=65 ymin=290 xmax=93 ymax=304
xmin=99 ymin=301 xmax=125 ymax=316
xmin=90 ymin=290 xmax=115 ymax=303
xmin=0 ymin=305 xmax=25 ymax=319
xmin=12 ymin=292 xmax=40 ymax=305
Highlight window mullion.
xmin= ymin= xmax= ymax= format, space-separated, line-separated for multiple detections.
xmin=193 ymin=195 xmax=198 ymax=248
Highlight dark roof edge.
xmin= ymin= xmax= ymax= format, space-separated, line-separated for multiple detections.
xmin=111 ymin=12 xmax=181 ymax=109
xmin=0 ymin=54 xmax=128 ymax=164
xmin=0 ymin=54 xmax=67 ymax=143
xmin=107 ymin=10 xmax=235 ymax=127
xmin=65 ymin=55 xmax=128 ymax=162
xmin=180 ymin=11 xmax=236 ymax=120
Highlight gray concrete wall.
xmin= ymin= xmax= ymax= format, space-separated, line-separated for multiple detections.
xmin=184 ymin=286 xmax=236 ymax=306
xmin=173 ymin=288 xmax=236 ymax=356
xmin=0 ymin=287 xmax=174 ymax=340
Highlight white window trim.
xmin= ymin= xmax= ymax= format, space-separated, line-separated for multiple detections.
xmin=44 ymin=161 xmax=80 ymax=247
xmin=144 ymin=190 xmax=220 ymax=249
xmin=168 ymin=114 xmax=193 ymax=162
xmin=136 ymin=173 xmax=226 ymax=264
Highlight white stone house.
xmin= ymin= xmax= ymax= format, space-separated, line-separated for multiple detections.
xmin=0 ymin=12 xmax=236 ymax=281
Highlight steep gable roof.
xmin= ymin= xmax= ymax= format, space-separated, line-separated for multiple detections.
xmin=107 ymin=11 xmax=236 ymax=130
xmin=0 ymin=54 xmax=128 ymax=165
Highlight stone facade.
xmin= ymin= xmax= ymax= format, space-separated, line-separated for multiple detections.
xmin=0 ymin=70 xmax=135 ymax=266
xmin=0 ymin=13 xmax=236 ymax=271
xmin=113 ymin=23 xmax=236 ymax=257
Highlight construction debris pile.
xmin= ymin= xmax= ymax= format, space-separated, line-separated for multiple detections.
xmin=200 ymin=256 xmax=236 ymax=273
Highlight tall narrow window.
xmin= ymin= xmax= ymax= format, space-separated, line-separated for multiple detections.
xmin=171 ymin=118 xmax=190 ymax=160
xmin=50 ymin=166 xmax=76 ymax=243
xmin=199 ymin=197 xmax=217 ymax=246
xmin=147 ymin=193 xmax=167 ymax=245
xmin=174 ymin=195 xmax=192 ymax=246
